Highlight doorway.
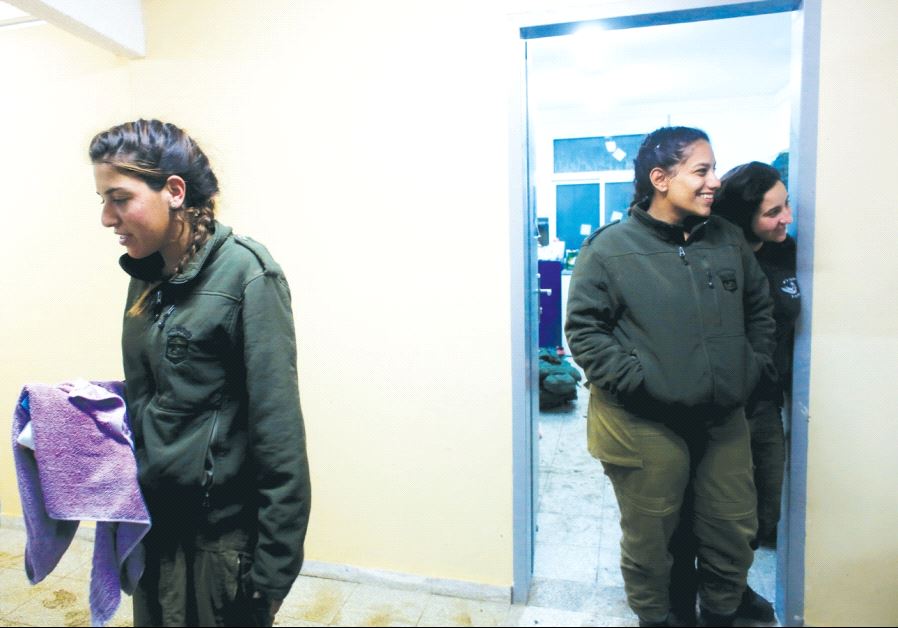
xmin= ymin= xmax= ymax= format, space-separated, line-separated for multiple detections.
xmin=511 ymin=2 xmax=814 ymax=625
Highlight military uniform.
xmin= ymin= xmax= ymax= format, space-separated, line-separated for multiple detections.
xmin=565 ymin=205 xmax=775 ymax=622
xmin=748 ymin=235 xmax=800 ymax=544
xmin=119 ymin=223 xmax=311 ymax=626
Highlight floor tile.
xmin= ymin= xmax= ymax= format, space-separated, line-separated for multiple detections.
xmin=330 ymin=583 xmax=429 ymax=627
xmin=536 ymin=512 xmax=601 ymax=549
xmin=417 ymin=594 xmax=510 ymax=627
xmin=595 ymin=565 xmax=624 ymax=588
xmin=0 ymin=567 xmax=37 ymax=616
xmin=510 ymin=605 xmax=588 ymax=627
xmin=2 ymin=574 xmax=93 ymax=627
xmin=581 ymin=614 xmax=639 ymax=627
xmin=598 ymin=525 xmax=622 ymax=556
xmin=596 ymin=547 xmax=620 ymax=571
xmin=277 ymin=575 xmax=356 ymax=624
xmin=525 ymin=578 xmax=596 ymax=613
xmin=539 ymin=474 xmax=603 ymax=517
xmin=584 ymin=585 xmax=631 ymax=618
xmin=533 ymin=543 xmax=597 ymax=583
xmin=748 ymin=546 xmax=777 ymax=605
xmin=0 ymin=541 xmax=24 ymax=571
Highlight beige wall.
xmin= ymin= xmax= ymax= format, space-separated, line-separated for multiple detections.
xmin=0 ymin=23 xmax=132 ymax=518
xmin=803 ymin=1 xmax=898 ymax=625
xmin=3 ymin=0 xmax=898 ymax=619
xmin=1 ymin=0 xmax=517 ymax=587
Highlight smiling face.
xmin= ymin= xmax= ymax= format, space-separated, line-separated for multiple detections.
xmin=751 ymin=180 xmax=792 ymax=244
xmin=649 ymin=140 xmax=720 ymax=224
xmin=94 ymin=163 xmax=187 ymax=268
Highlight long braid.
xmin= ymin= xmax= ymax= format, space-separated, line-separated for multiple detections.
xmin=171 ymin=202 xmax=216 ymax=277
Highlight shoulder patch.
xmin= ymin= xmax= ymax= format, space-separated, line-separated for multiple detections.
xmin=583 ymin=220 xmax=621 ymax=246
xmin=233 ymin=233 xmax=279 ymax=274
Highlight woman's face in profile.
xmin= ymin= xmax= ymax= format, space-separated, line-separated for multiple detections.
xmin=660 ymin=140 xmax=721 ymax=221
xmin=94 ymin=164 xmax=180 ymax=260
xmin=751 ymin=180 xmax=792 ymax=243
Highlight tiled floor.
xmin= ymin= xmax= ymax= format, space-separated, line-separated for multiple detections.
xmin=0 ymin=515 xmax=651 ymax=628
xmin=1 ymin=523 xmax=517 ymax=628
xmin=1 ymin=381 xmax=778 ymax=628
xmin=0 ymin=383 xmax=778 ymax=628
xmin=534 ymin=374 xmax=779 ymax=627
xmin=0 ymin=448 xmax=777 ymax=628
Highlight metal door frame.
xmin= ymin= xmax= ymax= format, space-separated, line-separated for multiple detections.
xmin=509 ymin=2 xmax=819 ymax=624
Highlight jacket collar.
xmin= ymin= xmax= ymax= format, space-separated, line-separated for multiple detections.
xmin=119 ymin=222 xmax=232 ymax=283
xmin=629 ymin=204 xmax=708 ymax=245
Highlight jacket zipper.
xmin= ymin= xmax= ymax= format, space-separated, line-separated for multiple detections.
xmin=157 ymin=305 xmax=176 ymax=329
xmin=682 ymin=246 xmax=715 ymax=289
xmin=681 ymin=245 xmax=715 ymax=401
xmin=202 ymin=410 xmax=220 ymax=509
xmin=697 ymin=255 xmax=714 ymax=289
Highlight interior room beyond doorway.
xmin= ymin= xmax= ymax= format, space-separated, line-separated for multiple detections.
xmin=525 ymin=9 xmax=793 ymax=623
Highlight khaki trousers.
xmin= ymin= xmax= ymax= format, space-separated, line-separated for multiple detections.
xmin=588 ymin=386 xmax=757 ymax=622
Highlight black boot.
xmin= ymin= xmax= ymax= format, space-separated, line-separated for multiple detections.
xmin=736 ymin=586 xmax=775 ymax=622
xmin=698 ymin=607 xmax=736 ymax=627
xmin=668 ymin=602 xmax=697 ymax=627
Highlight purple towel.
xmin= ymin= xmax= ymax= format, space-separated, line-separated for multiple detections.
xmin=12 ymin=380 xmax=151 ymax=627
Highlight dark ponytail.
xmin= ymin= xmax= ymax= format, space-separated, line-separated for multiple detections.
xmin=712 ymin=161 xmax=782 ymax=243
xmin=632 ymin=126 xmax=710 ymax=207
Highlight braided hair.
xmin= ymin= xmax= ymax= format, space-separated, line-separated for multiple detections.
xmin=89 ymin=119 xmax=219 ymax=315
xmin=632 ymin=126 xmax=710 ymax=207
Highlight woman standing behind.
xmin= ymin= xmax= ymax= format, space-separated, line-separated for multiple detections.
xmin=565 ymin=126 xmax=776 ymax=627
xmin=713 ymin=161 xmax=800 ymax=548
xmin=90 ymin=119 xmax=311 ymax=627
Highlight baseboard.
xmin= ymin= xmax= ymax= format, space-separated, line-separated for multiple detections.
xmin=1 ymin=513 xmax=95 ymax=540
xmin=300 ymin=560 xmax=512 ymax=603
xmin=1 ymin=514 xmax=512 ymax=603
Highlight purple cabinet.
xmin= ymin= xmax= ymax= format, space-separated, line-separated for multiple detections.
xmin=538 ymin=260 xmax=563 ymax=348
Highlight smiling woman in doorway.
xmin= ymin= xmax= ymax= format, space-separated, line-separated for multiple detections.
xmin=713 ymin=161 xmax=801 ymax=548
xmin=564 ymin=126 xmax=776 ymax=627
xmin=90 ymin=119 xmax=311 ymax=627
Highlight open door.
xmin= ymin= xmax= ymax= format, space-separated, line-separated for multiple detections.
xmin=511 ymin=2 xmax=815 ymax=624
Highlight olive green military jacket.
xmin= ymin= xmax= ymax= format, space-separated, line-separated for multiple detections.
xmin=119 ymin=222 xmax=310 ymax=601
xmin=565 ymin=205 xmax=776 ymax=417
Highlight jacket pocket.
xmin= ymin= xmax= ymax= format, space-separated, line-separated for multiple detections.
xmin=705 ymin=334 xmax=757 ymax=408
xmin=155 ymin=314 xmax=230 ymax=414
xmin=587 ymin=385 xmax=643 ymax=467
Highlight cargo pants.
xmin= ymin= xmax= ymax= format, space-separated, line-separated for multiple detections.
xmin=747 ymin=399 xmax=786 ymax=545
xmin=587 ymin=386 xmax=757 ymax=623
xmin=133 ymin=521 xmax=274 ymax=627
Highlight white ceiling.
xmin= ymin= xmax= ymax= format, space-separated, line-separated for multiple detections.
xmin=0 ymin=1 xmax=33 ymax=26
xmin=527 ymin=11 xmax=792 ymax=112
